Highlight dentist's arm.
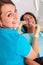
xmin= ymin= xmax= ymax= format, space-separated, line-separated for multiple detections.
xmin=25 ymin=58 xmax=40 ymax=65
xmin=25 ymin=25 xmax=40 ymax=60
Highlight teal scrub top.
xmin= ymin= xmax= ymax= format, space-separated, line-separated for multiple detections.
xmin=0 ymin=28 xmax=31 ymax=65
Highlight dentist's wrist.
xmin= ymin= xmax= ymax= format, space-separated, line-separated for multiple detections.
xmin=34 ymin=33 xmax=39 ymax=38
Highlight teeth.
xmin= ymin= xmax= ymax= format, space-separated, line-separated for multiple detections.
xmin=29 ymin=22 xmax=36 ymax=26
xmin=29 ymin=22 xmax=33 ymax=25
xmin=28 ymin=22 xmax=38 ymax=28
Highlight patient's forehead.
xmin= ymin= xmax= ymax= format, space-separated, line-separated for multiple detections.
xmin=24 ymin=14 xmax=33 ymax=18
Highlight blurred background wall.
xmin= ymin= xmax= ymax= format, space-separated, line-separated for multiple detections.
xmin=12 ymin=0 xmax=43 ymax=31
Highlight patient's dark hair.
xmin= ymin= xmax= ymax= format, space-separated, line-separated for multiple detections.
xmin=0 ymin=0 xmax=15 ymax=20
xmin=20 ymin=12 xmax=37 ymax=24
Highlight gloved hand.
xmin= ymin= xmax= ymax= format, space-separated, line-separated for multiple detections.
xmin=17 ymin=21 xmax=26 ymax=33
xmin=34 ymin=24 xmax=40 ymax=38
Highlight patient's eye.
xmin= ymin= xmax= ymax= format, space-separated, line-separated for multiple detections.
xmin=30 ymin=16 xmax=32 ymax=19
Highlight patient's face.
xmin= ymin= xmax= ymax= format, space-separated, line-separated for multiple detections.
xmin=23 ymin=14 xmax=36 ymax=29
xmin=0 ymin=4 xmax=18 ymax=28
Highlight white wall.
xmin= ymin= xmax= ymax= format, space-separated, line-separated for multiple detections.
xmin=12 ymin=0 xmax=38 ymax=21
xmin=12 ymin=0 xmax=43 ymax=31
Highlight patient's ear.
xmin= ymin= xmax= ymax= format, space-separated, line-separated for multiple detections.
xmin=0 ymin=20 xmax=2 ymax=27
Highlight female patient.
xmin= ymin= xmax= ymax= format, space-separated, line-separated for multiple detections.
xmin=20 ymin=12 xmax=43 ymax=65
xmin=0 ymin=0 xmax=40 ymax=65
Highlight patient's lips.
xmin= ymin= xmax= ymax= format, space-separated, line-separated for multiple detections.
xmin=28 ymin=22 xmax=36 ymax=27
